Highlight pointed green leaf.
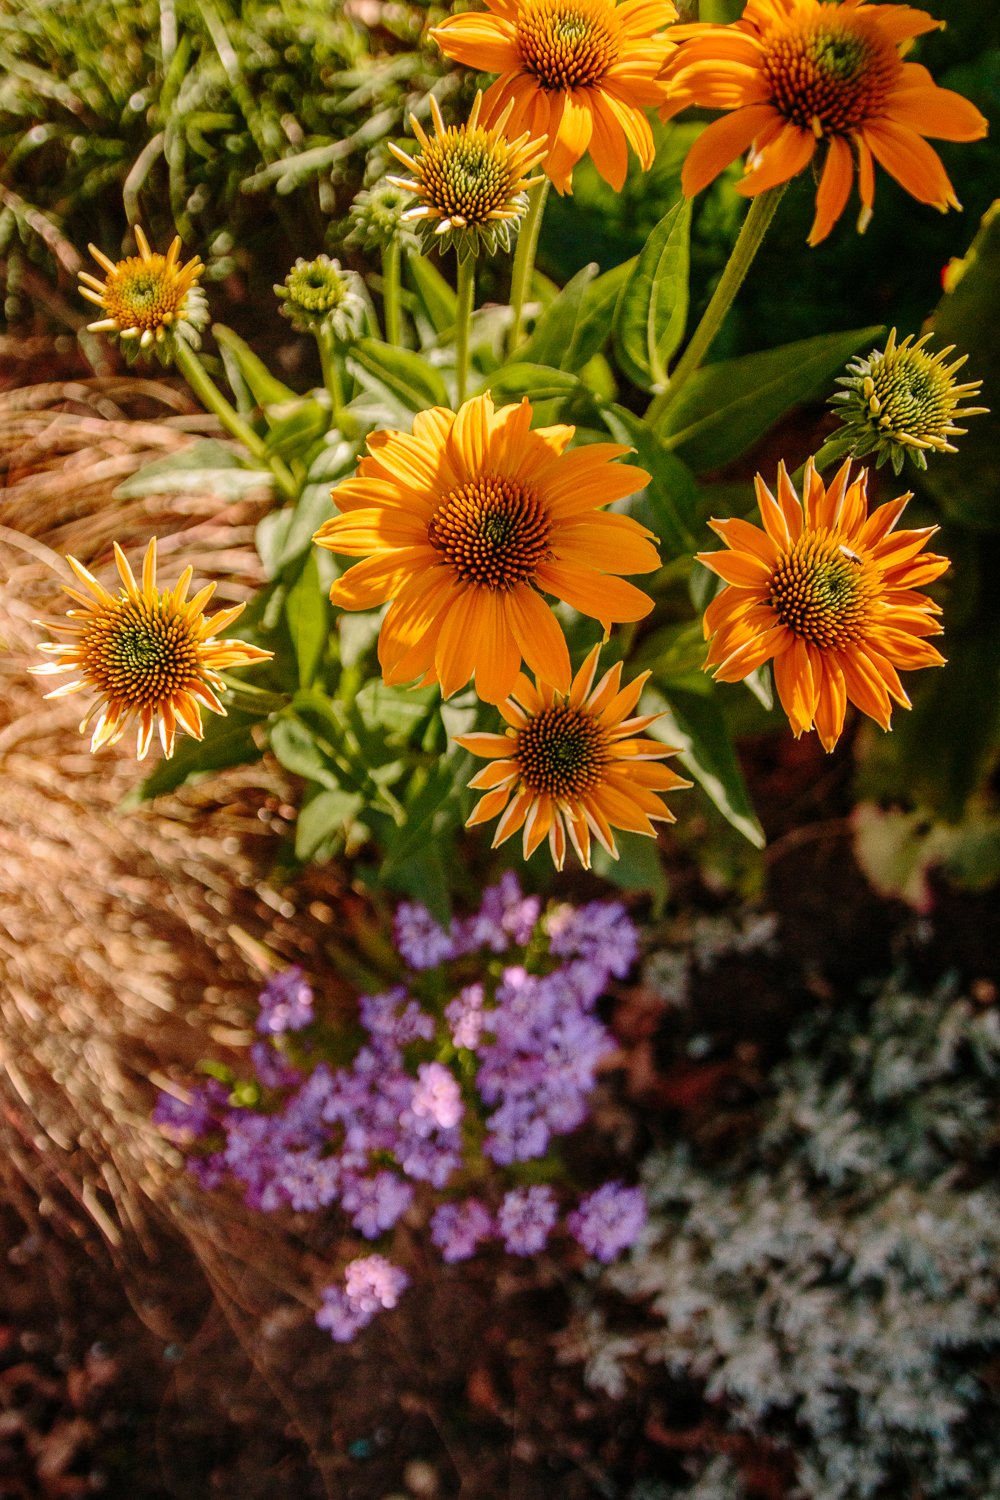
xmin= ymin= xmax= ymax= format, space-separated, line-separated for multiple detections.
xmin=295 ymin=788 xmax=362 ymax=862
xmin=262 ymin=398 xmax=331 ymax=458
xmin=213 ymin=323 xmax=298 ymax=406
xmin=130 ymin=709 xmax=262 ymax=802
xmin=269 ymin=714 xmax=339 ymax=789
xmin=409 ymin=252 xmax=458 ymax=336
xmin=600 ymin=402 xmax=700 ymax=553
xmin=564 ymin=257 xmax=636 ymax=374
xmin=476 ymin=364 xmax=581 ymax=401
xmin=285 ymin=550 xmax=330 ymax=688
xmin=648 ymin=686 xmax=764 ymax=847
xmin=613 ymin=199 xmax=691 ymax=392
xmin=656 ymin=326 xmax=884 ymax=473
xmin=350 ymin=337 xmax=450 ymax=413
xmin=112 ymin=439 xmax=266 ymax=500
xmin=509 ymin=263 xmax=597 ymax=372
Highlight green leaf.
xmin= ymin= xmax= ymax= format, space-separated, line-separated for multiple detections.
xmin=600 ymin=402 xmax=700 ymax=553
xmin=564 ymin=257 xmax=636 ymax=375
xmin=647 ymin=686 xmax=764 ymax=847
xmin=112 ymin=438 xmax=267 ymax=499
xmin=129 ymin=710 xmax=262 ymax=802
xmin=409 ymin=252 xmax=457 ymax=336
xmin=475 ymin=364 xmax=581 ymax=401
xmin=269 ymin=714 xmax=339 ymax=789
xmin=613 ymin=199 xmax=691 ymax=392
xmin=379 ymin=759 xmax=463 ymax=878
xmin=212 ymin=323 xmax=298 ymax=406
xmin=262 ymin=398 xmax=330 ymax=458
xmin=921 ymin=202 xmax=1000 ymax=531
xmin=591 ymin=830 xmax=668 ymax=916
xmin=295 ymin=787 xmax=362 ymax=862
xmin=350 ymin=338 xmax=450 ymax=413
xmin=632 ymin=619 xmax=707 ymax=678
xmin=285 ymin=550 xmax=329 ymax=688
xmin=509 ymin=263 xmax=597 ymax=372
xmin=656 ymin=326 xmax=884 ymax=473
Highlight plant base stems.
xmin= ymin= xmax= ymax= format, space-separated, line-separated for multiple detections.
xmin=455 ymin=255 xmax=476 ymax=407
xmin=382 ymin=241 xmax=402 ymax=348
xmin=173 ymin=339 xmax=296 ymax=499
xmin=317 ymin=325 xmax=346 ymax=431
xmin=507 ymin=177 xmax=549 ymax=357
xmin=647 ymin=183 xmax=788 ymax=428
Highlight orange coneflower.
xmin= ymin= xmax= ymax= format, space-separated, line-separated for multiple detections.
xmin=78 ymin=227 xmax=209 ymax=362
xmin=698 ymin=458 xmax=949 ymax=751
xmin=31 ymin=539 xmax=272 ymax=759
xmin=430 ymin=0 xmax=679 ymax=195
xmin=313 ymin=393 xmax=658 ymax=706
xmin=660 ymin=0 xmax=988 ymax=244
xmin=456 ymin=645 xmax=690 ymax=868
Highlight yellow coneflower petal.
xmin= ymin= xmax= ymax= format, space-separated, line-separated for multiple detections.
xmin=30 ymin=538 xmax=272 ymax=760
xmin=459 ymin=644 xmax=689 ymax=869
xmin=315 ymin=393 xmax=656 ymax=707
xmin=662 ymin=0 xmax=988 ymax=243
xmin=432 ymin=0 xmax=679 ymax=195
xmin=699 ymin=460 xmax=949 ymax=751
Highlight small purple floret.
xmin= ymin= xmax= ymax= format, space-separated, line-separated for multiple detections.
xmin=429 ymin=1199 xmax=494 ymax=1263
xmin=257 ymin=966 xmax=315 ymax=1034
xmin=547 ymin=900 xmax=638 ymax=977
xmin=497 ymin=1185 xmax=558 ymax=1256
xmin=341 ymin=1171 xmax=414 ymax=1238
xmin=394 ymin=903 xmax=454 ymax=969
xmin=250 ymin=1041 xmax=302 ymax=1090
xmin=567 ymin=1182 xmax=648 ymax=1263
xmin=316 ymin=1255 xmax=410 ymax=1342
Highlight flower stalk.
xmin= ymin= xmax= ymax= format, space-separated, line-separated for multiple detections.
xmin=507 ymin=176 xmax=549 ymax=355
xmin=381 ymin=239 xmax=402 ymax=347
xmin=647 ymin=184 xmax=787 ymax=426
xmin=455 ymin=254 xmax=476 ymax=406
xmin=172 ymin=339 xmax=297 ymax=500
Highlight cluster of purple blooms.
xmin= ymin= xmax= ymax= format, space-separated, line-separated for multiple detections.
xmin=154 ymin=874 xmax=647 ymax=1343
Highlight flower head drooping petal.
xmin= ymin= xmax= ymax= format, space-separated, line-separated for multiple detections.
xmin=456 ymin=644 xmax=690 ymax=868
xmin=432 ymin=0 xmax=679 ymax=196
xmin=698 ymin=459 xmax=950 ymax=751
xmin=78 ymin=227 xmax=209 ymax=365
xmin=661 ymin=0 xmax=988 ymax=244
xmin=829 ymin=328 xmax=988 ymax=474
xmin=274 ymin=255 xmax=366 ymax=339
xmin=386 ymin=92 xmax=547 ymax=261
xmin=313 ymin=393 xmax=659 ymax=706
xmin=31 ymin=538 xmax=272 ymax=759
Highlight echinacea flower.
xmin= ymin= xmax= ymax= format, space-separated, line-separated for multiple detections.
xmin=431 ymin=0 xmax=679 ymax=195
xmin=313 ymin=393 xmax=659 ymax=705
xmin=78 ymin=227 xmax=209 ymax=363
xmin=660 ymin=0 xmax=988 ymax=245
xmin=387 ymin=92 xmax=547 ymax=259
xmin=274 ymin=255 xmax=365 ymax=338
xmin=455 ymin=644 xmax=690 ymax=868
xmin=31 ymin=538 xmax=272 ymax=759
xmin=699 ymin=459 xmax=949 ymax=751
xmin=829 ymin=328 xmax=987 ymax=474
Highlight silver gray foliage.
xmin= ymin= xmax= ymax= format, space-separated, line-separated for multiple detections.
xmin=561 ymin=981 xmax=1000 ymax=1500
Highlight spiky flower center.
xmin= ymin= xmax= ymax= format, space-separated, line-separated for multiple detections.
xmin=284 ymin=259 xmax=347 ymax=314
xmin=515 ymin=704 xmax=609 ymax=798
xmin=864 ymin=349 xmax=959 ymax=442
xmin=80 ymin=598 xmax=201 ymax=706
xmin=518 ymin=0 xmax=619 ymax=91
xmin=770 ymin=531 xmax=877 ymax=651
xmin=417 ymin=131 xmax=521 ymax=222
xmin=428 ymin=475 xmax=551 ymax=589
xmin=101 ymin=258 xmax=192 ymax=332
xmin=761 ymin=13 xmax=899 ymax=134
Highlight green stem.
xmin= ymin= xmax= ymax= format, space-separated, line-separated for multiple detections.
xmin=809 ymin=426 xmax=858 ymax=474
xmin=507 ymin=176 xmax=549 ymax=356
xmin=317 ymin=324 xmax=346 ymax=431
xmin=647 ymin=183 xmax=788 ymax=428
xmin=173 ymin=339 xmax=297 ymax=500
xmin=381 ymin=241 xmax=402 ymax=348
xmin=455 ymin=254 xmax=476 ymax=407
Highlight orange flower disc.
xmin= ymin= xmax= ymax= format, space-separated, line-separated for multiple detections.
xmin=431 ymin=0 xmax=679 ymax=194
xmin=313 ymin=394 xmax=659 ymax=706
xmin=660 ymin=0 xmax=988 ymax=244
xmin=456 ymin=644 xmax=690 ymax=869
xmin=698 ymin=458 xmax=950 ymax=751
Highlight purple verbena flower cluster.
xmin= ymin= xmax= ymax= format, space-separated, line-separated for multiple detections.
xmin=154 ymin=876 xmax=648 ymax=1346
